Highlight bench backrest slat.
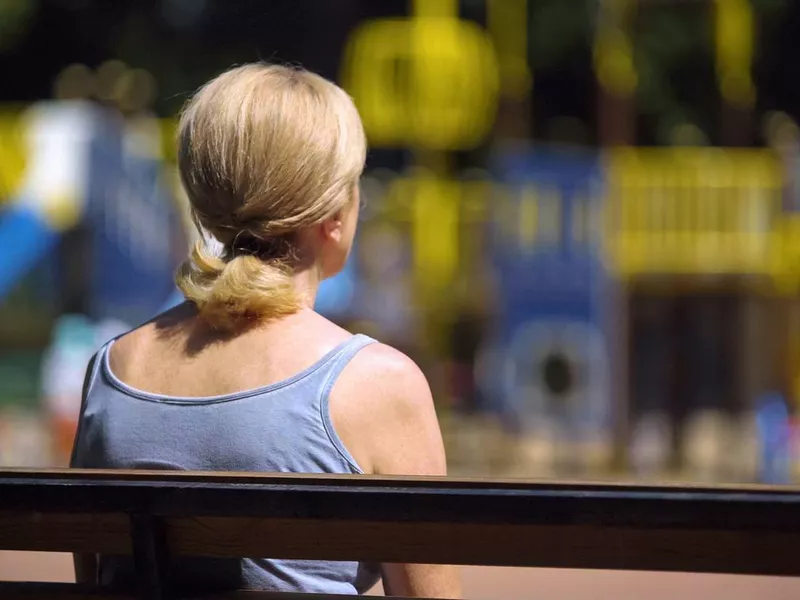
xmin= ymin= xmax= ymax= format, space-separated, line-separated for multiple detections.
xmin=1 ymin=512 xmax=799 ymax=575
xmin=0 ymin=512 xmax=130 ymax=554
xmin=2 ymin=470 xmax=800 ymax=576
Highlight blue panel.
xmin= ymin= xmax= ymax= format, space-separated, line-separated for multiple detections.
xmin=483 ymin=148 xmax=615 ymax=444
xmin=0 ymin=110 xmax=181 ymax=331
xmin=0 ymin=204 xmax=59 ymax=302
xmin=489 ymin=148 xmax=608 ymax=335
xmin=86 ymin=119 xmax=180 ymax=326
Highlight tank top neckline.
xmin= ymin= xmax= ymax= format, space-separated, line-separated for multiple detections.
xmin=101 ymin=333 xmax=373 ymax=404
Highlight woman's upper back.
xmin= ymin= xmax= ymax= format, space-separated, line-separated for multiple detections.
xmin=70 ymin=305 xmax=446 ymax=594
xmin=104 ymin=304 xmax=359 ymax=401
xmin=80 ymin=304 xmax=447 ymax=474
xmin=74 ymin=306 xmax=373 ymax=475
xmin=74 ymin=309 xmax=374 ymax=593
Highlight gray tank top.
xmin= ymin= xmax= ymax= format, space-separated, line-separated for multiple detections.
xmin=71 ymin=333 xmax=381 ymax=595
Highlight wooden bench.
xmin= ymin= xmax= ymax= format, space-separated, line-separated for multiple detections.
xmin=1 ymin=469 xmax=799 ymax=599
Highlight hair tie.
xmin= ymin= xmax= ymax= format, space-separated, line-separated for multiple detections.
xmin=229 ymin=231 xmax=290 ymax=260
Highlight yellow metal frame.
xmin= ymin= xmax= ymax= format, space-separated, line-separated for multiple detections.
xmin=340 ymin=8 xmax=498 ymax=152
xmin=0 ymin=110 xmax=26 ymax=202
xmin=605 ymin=148 xmax=790 ymax=287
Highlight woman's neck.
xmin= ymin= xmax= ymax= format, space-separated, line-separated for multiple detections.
xmin=291 ymin=264 xmax=323 ymax=310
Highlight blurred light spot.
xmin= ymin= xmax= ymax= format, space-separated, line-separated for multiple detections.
xmin=53 ymin=63 xmax=95 ymax=100
xmin=95 ymin=60 xmax=129 ymax=102
xmin=668 ymin=123 xmax=708 ymax=147
xmin=114 ymin=68 xmax=158 ymax=113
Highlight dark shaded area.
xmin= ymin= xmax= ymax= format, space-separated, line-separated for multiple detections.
xmin=1 ymin=0 xmax=798 ymax=145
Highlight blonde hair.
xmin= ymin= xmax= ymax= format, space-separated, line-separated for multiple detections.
xmin=175 ymin=63 xmax=366 ymax=329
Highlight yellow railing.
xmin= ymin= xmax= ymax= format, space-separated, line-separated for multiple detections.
xmin=606 ymin=148 xmax=786 ymax=283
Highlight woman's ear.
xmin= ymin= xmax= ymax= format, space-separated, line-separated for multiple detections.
xmin=321 ymin=210 xmax=344 ymax=243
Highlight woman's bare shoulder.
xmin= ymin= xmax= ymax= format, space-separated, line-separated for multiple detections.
xmin=346 ymin=342 xmax=432 ymax=403
xmin=332 ymin=342 xmax=446 ymax=477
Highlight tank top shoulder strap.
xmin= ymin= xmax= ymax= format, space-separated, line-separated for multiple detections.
xmin=319 ymin=334 xmax=378 ymax=396
xmin=85 ymin=338 xmax=114 ymax=398
xmin=70 ymin=338 xmax=116 ymax=467
xmin=316 ymin=334 xmax=378 ymax=474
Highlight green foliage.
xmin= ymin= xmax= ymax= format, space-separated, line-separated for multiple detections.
xmin=749 ymin=0 xmax=786 ymax=13
xmin=524 ymin=0 xmax=788 ymax=144
xmin=0 ymin=0 xmax=38 ymax=53
xmin=528 ymin=0 xmax=592 ymax=69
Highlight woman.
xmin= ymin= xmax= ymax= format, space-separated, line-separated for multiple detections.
xmin=70 ymin=63 xmax=461 ymax=598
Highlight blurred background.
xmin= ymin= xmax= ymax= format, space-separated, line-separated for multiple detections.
xmin=1 ymin=0 xmax=800 ymax=489
xmin=5 ymin=1 xmax=800 ymax=597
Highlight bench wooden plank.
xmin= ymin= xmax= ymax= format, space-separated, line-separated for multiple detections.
xmin=1 ymin=470 xmax=799 ymax=575
xmin=0 ymin=513 xmax=130 ymax=554
xmin=3 ymin=469 xmax=800 ymax=525
xmin=1 ymin=513 xmax=797 ymax=576
xmin=169 ymin=517 xmax=800 ymax=576
xmin=5 ymin=467 xmax=800 ymax=492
